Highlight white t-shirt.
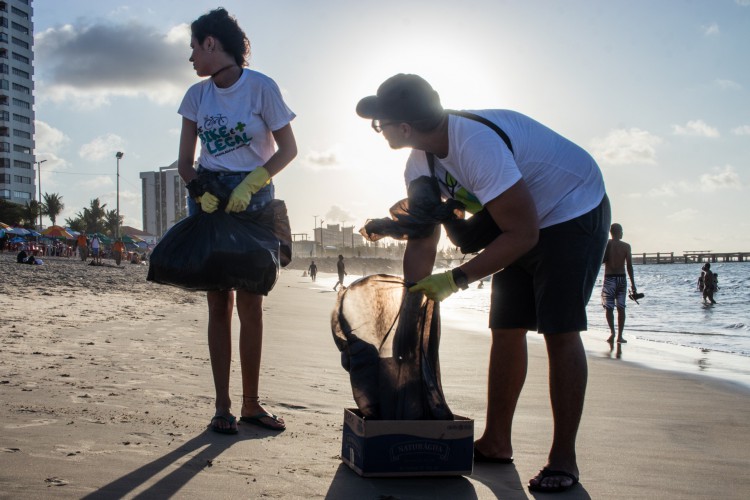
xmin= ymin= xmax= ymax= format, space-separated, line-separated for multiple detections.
xmin=404 ymin=110 xmax=605 ymax=228
xmin=178 ymin=68 xmax=295 ymax=173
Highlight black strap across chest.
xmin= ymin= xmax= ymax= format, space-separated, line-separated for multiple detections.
xmin=426 ymin=110 xmax=514 ymax=177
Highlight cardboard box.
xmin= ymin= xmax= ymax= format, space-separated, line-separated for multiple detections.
xmin=341 ymin=408 xmax=474 ymax=477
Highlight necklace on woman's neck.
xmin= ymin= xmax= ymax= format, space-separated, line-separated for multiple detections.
xmin=212 ymin=64 xmax=238 ymax=80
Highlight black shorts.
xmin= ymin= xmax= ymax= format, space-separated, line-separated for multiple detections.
xmin=489 ymin=195 xmax=610 ymax=334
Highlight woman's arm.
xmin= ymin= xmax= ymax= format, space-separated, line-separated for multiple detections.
xmin=263 ymin=124 xmax=298 ymax=177
xmin=177 ymin=117 xmax=199 ymax=183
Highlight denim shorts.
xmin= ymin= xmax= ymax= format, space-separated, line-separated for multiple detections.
xmin=489 ymin=195 xmax=611 ymax=334
xmin=188 ymin=168 xmax=275 ymax=216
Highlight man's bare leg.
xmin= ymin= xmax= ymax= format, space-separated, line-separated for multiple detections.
xmin=529 ymin=331 xmax=586 ymax=490
xmin=605 ymin=308 xmax=616 ymax=343
xmin=616 ymin=307 xmax=627 ymax=343
xmin=474 ymin=328 xmax=527 ymax=460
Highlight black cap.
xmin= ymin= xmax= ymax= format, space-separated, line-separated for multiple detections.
xmin=356 ymin=74 xmax=443 ymax=122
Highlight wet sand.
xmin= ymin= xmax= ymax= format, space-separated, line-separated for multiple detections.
xmin=1 ymin=252 xmax=749 ymax=499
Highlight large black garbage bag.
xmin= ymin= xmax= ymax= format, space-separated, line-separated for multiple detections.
xmin=331 ymin=274 xmax=453 ymax=420
xmin=360 ymin=175 xmax=502 ymax=254
xmin=147 ymin=210 xmax=281 ymax=294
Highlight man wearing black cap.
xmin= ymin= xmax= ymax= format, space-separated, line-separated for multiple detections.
xmin=357 ymin=74 xmax=610 ymax=493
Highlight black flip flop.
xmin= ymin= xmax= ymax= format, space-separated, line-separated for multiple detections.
xmin=240 ymin=412 xmax=286 ymax=431
xmin=210 ymin=414 xmax=238 ymax=435
xmin=528 ymin=467 xmax=579 ymax=493
xmin=473 ymin=445 xmax=514 ymax=464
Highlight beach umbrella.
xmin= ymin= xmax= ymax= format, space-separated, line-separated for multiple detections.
xmin=10 ymin=236 xmax=25 ymax=243
xmin=121 ymin=234 xmax=143 ymax=244
xmin=41 ymin=225 xmax=74 ymax=239
xmin=6 ymin=227 xmax=30 ymax=235
xmin=92 ymin=232 xmax=112 ymax=244
xmin=0 ymin=221 xmax=10 ymax=229
xmin=27 ymin=229 xmax=41 ymax=237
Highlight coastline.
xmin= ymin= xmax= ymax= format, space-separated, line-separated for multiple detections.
xmin=1 ymin=256 xmax=749 ymax=498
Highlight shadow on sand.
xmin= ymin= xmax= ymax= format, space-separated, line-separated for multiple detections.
xmin=82 ymin=428 xmax=263 ymax=499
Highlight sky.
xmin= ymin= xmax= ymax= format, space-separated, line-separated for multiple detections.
xmin=31 ymin=0 xmax=750 ymax=253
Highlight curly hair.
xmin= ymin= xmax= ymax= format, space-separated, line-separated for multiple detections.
xmin=191 ymin=8 xmax=250 ymax=67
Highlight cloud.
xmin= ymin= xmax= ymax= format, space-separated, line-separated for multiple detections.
xmin=667 ymin=208 xmax=699 ymax=222
xmin=715 ymin=79 xmax=742 ymax=90
xmin=736 ymin=0 xmax=750 ymax=7
xmin=646 ymin=184 xmax=678 ymax=198
xmin=672 ymin=120 xmax=720 ymax=138
xmin=732 ymin=125 xmax=750 ymax=135
xmin=304 ymin=147 xmax=341 ymax=170
xmin=699 ymin=166 xmax=742 ymax=192
xmin=79 ymin=134 xmax=126 ymax=161
xmin=645 ymin=166 xmax=743 ymax=198
xmin=325 ymin=205 xmax=357 ymax=224
xmin=35 ymin=20 xmax=194 ymax=107
xmin=701 ymin=22 xmax=720 ymax=36
xmin=34 ymin=120 xmax=70 ymax=153
xmin=590 ymin=128 xmax=662 ymax=165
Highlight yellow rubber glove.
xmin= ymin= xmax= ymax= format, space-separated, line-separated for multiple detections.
xmin=408 ymin=270 xmax=459 ymax=302
xmin=225 ymin=167 xmax=271 ymax=213
xmin=197 ymin=192 xmax=220 ymax=214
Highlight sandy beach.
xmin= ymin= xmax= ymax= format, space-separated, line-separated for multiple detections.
xmin=1 ymin=252 xmax=749 ymax=499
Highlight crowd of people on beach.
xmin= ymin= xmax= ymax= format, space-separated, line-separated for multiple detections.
xmin=6 ymin=231 xmax=149 ymax=267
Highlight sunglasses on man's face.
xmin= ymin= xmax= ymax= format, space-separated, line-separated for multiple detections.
xmin=371 ymin=119 xmax=398 ymax=133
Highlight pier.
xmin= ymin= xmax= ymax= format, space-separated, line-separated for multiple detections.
xmin=634 ymin=251 xmax=749 ymax=264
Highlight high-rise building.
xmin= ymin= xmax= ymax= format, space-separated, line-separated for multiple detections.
xmin=0 ymin=0 xmax=35 ymax=206
xmin=140 ymin=162 xmax=188 ymax=237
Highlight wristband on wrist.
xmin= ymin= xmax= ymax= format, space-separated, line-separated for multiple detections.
xmin=186 ymin=178 xmax=205 ymax=199
xmin=451 ymin=267 xmax=470 ymax=290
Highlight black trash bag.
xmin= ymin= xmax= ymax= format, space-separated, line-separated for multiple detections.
xmin=360 ymin=175 xmax=502 ymax=254
xmin=331 ymin=274 xmax=453 ymax=420
xmin=147 ymin=210 xmax=281 ymax=294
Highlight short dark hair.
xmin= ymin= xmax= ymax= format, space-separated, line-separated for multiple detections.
xmin=191 ymin=8 xmax=250 ymax=67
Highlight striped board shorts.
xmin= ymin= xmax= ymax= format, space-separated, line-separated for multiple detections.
xmin=601 ymin=274 xmax=627 ymax=309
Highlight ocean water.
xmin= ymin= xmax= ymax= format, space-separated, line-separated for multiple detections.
xmin=441 ymin=261 xmax=750 ymax=357
xmin=435 ymin=261 xmax=750 ymax=389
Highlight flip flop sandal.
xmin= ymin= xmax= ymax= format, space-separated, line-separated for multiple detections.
xmin=473 ymin=445 xmax=514 ymax=464
xmin=240 ymin=412 xmax=286 ymax=431
xmin=528 ymin=467 xmax=579 ymax=493
xmin=210 ymin=414 xmax=238 ymax=435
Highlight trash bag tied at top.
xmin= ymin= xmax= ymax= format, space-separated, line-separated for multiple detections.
xmin=331 ymin=274 xmax=453 ymax=420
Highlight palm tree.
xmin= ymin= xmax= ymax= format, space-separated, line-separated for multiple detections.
xmin=42 ymin=192 xmax=65 ymax=225
xmin=68 ymin=198 xmax=108 ymax=234
xmin=104 ymin=209 xmax=123 ymax=237
xmin=0 ymin=199 xmax=24 ymax=225
xmin=21 ymin=200 xmax=40 ymax=228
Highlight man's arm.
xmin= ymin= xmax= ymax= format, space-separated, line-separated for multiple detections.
xmin=403 ymin=225 xmax=440 ymax=283
xmin=457 ymin=179 xmax=539 ymax=284
xmin=625 ymin=242 xmax=636 ymax=291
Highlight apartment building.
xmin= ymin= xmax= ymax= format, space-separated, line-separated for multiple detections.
xmin=139 ymin=162 xmax=188 ymax=237
xmin=0 ymin=0 xmax=35 ymax=205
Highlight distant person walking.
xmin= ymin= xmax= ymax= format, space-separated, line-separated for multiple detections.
xmin=112 ymin=238 xmax=126 ymax=266
xmin=91 ymin=235 xmax=101 ymax=265
xmin=333 ymin=254 xmax=347 ymax=291
xmin=700 ymin=263 xmax=717 ymax=305
xmin=308 ymin=260 xmax=318 ymax=282
xmin=76 ymin=231 xmax=88 ymax=261
xmin=601 ymin=223 xmax=636 ymax=343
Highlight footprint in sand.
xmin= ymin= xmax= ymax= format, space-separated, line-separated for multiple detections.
xmin=5 ymin=418 xmax=57 ymax=429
